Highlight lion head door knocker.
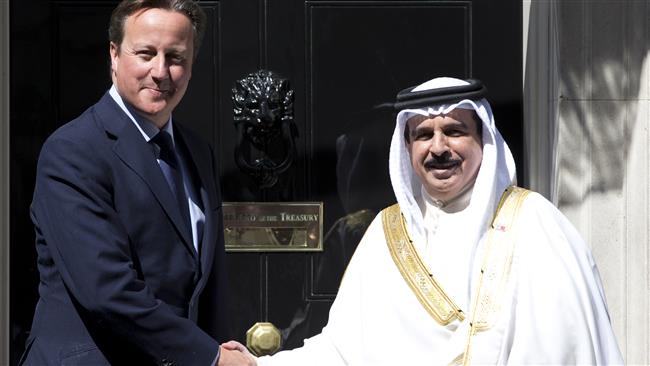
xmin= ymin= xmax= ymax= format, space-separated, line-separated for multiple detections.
xmin=232 ymin=70 xmax=297 ymax=188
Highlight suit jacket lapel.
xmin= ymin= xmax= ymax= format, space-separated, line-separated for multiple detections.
xmin=174 ymin=124 xmax=218 ymax=277
xmin=95 ymin=93 xmax=196 ymax=255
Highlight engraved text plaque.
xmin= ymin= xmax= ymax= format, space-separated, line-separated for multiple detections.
xmin=223 ymin=202 xmax=323 ymax=252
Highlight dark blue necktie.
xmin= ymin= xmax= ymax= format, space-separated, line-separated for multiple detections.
xmin=152 ymin=130 xmax=192 ymax=238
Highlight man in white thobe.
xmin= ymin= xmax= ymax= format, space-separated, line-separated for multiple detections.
xmin=225 ymin=76 xmax=624 ymax=365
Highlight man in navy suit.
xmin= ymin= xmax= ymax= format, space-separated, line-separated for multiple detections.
xmin=21 ymin=1 xmax=252 ymax=365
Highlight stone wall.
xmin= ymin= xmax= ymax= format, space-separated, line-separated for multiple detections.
xmin=525 ymin=1 xmax=650 ymax=363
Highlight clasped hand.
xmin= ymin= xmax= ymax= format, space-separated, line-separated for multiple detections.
xmin=217 ymin=341 xmax=257 ymax=366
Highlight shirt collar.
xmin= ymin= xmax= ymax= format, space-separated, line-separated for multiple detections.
xmin=109 ymin=85 xmax=174 ymax=144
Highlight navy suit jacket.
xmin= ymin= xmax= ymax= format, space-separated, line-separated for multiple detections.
xmin=22 ymin=93 xmax=229 ymax=366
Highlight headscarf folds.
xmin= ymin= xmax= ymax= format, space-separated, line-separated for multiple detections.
xmin=389 ymin=77 xmax=517 ymax=247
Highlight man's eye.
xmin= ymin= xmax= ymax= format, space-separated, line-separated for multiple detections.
xmin=446 ymin=129 xmax=465 ymax=137
xmin=415 ymin=132 xmax=432 ymax=140
xmin=136 ymin=51 xmax=154 ymax=60
xmin=168 ymin=55 xmax=185 ymax=64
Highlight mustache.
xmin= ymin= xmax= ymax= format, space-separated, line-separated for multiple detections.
xmin=424 ymin=156 xmax=461 ymax=170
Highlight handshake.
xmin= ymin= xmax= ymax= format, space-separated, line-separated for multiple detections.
xmin=218 ymin=340 xmax=258 ymax=366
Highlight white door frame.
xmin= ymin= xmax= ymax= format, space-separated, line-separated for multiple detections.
xmin=523 ymin=0 xmax=559 ymax=201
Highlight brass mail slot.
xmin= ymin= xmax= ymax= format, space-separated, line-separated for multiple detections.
xmin=223 ymin=202 xmax=323 ymax=252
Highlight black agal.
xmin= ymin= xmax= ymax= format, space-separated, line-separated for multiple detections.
xmin=394 ymin=79 xmax=487 ymax=110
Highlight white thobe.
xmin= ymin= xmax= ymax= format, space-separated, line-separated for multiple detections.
xmin=257 ymin=191 xmax=624 ymax=365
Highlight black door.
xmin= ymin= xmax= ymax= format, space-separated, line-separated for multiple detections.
xmin=10 ymin=0 xmax=521 ymax=362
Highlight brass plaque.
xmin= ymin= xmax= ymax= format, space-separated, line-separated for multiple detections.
xmin=223 ymin=202 xmax=323 ymax=252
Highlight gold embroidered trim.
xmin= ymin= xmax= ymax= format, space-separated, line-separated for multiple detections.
xmin=462 ymin=185 xmax=530 ymax=366
xmin=449 ymin=353 xmax=465 ymax=366
xmin=382 ymin=204 xmax=465 ymax=326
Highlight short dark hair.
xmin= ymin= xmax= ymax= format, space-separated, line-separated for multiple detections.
xmin=108 ymin=0 xmax=207 ymax=59
xmin=403 ymin=110 xmax=483 ymax=143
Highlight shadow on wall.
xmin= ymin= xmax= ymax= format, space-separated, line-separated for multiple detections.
xmin=553 ymin=1 xmax=647 ymax=206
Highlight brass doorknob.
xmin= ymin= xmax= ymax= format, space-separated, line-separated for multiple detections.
xmin=246 ymin=322 xmax=282 ymax=356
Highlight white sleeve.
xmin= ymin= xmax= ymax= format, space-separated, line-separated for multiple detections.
xmin=256 ymin=331 xmax=346 ymax=366
xmin=257 ymin=214 xmax=385 ymax=366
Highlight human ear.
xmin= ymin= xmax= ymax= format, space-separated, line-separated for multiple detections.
xmin=109 ymin=42 xmax=119 ymax=71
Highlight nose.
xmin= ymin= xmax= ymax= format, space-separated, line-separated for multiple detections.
xmin=150 ymin=55 xmax=170 ymax=81
xmin=429 ymin=133 xmax=449 ymax=156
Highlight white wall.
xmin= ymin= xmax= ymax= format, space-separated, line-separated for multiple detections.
xmin=524 ymin=1 xmax=650 ymax=363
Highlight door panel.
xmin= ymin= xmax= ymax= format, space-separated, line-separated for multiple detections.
xmin=10 ymin=0 xmax=521 ymax=362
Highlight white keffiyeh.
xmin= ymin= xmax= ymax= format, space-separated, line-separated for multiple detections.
xmin=389 ymin=77 xmax=517 ymax=250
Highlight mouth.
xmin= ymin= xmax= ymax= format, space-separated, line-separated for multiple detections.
xmin=424 ymin=159 xmax=460 ymax=178
xmin=144 ymin=87 xmax=171 ymax=97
